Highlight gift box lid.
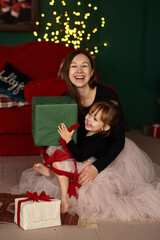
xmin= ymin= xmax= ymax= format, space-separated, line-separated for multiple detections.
xmin=32 ymin=96 xmax=77 ymax=105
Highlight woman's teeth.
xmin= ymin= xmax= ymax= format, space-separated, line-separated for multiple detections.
xmin=75 ymin=76 xmax=84 ymax=79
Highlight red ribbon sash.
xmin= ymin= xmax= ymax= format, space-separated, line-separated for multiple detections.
xmin=43 ymin=122 xmax=81 ymax=198
xmin=17 ymin=191 xmax=53 ymax=227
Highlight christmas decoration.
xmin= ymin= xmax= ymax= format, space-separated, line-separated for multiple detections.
xmin=0 ymin=0 xmax=31 ymax=24
xmin=33 ymin=0 xmax=107 ymax=55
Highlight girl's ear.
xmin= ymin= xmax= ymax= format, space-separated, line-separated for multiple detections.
xmin=103 ymin=124 xmax=110 ymax=132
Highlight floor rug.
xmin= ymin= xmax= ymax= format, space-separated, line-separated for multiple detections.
xmin=0 ymin=193 xmax=79 ymax=225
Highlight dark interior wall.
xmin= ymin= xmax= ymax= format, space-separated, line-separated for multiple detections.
xmin=96 ymin=0 xmax=160 ymax=128
xmin=0 ymin=0 xmax=159 ymax=128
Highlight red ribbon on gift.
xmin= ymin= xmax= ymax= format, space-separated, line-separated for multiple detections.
xmin=43 ymin=122 xmax=81 ymax=198
xmin=17 ymin=191 xmax=54 ymax=227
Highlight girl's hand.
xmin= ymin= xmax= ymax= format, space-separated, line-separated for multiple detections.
xmin=57 ymin=123 xmax=74 ymax=143
xmin=78 ymin=164 xmax=98 ymax=185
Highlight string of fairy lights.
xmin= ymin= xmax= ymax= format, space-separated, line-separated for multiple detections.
xmin=33 ymin=0 xmax=107 ymax=55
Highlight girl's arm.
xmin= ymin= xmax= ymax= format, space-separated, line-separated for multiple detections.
xmin=66 ymin=134 xmax=106 ymax=162
xmin=57 ymin=123 xmax=88 ymax=161
xmin=58 ymin=123 xmax=106 ymax=162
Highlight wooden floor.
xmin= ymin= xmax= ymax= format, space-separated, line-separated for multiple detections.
xmin=0 ymin=130 xmax=160 ymax=240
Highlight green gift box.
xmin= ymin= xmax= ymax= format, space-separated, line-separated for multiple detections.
xmin=32 ymin=96 xmax=78 ymax=146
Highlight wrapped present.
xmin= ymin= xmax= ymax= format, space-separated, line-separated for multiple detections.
xmin=32 ymin=96 xmax=78 ymax=146
xmin=151 ymin=124 xmax=160 ymax=138
xmin=14 ymin=191 xmax=61 ymax=230
xmin=142 ymin=123 xmax=152 ymax=136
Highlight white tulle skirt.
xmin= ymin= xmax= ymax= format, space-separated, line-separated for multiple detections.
xmin=11 ymin=138 xmax=160 ymax=222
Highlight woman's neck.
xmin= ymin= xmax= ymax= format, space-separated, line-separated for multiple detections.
xmin=77 ymin=85 xmax=97 ymax=107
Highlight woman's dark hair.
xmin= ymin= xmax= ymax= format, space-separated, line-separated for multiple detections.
xmin=61 ymin=50 xmax=98 ymax=112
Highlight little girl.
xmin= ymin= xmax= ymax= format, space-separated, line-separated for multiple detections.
xmin=33 ymin=100 xmax=120 ymax=213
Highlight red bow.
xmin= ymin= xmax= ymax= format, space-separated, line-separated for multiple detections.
xmin=43 ymin=122 xmax=81 ymax=198
xmin=26 ymin=191 xmax=53 ymax=202
xmin=17 ymin=191 xmax=54 ymax=227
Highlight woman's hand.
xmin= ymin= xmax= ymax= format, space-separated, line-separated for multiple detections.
xmin=57 ymin=123 xmax=74 ymax=143
xmin=78 ymin=164 xmax=98 ymax=185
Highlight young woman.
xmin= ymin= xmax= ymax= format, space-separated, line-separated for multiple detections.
xmin=33 ymin=100 xmax=121 ymax=213
xmin=61 ymin=50 xmax=125 ymax=184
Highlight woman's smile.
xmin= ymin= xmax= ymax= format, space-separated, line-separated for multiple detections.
xmin=74 ymin=75 xmax=85 ymax=81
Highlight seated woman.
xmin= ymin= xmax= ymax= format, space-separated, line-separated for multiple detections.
xmin=11 ymin=50 xmax=160 ymax=222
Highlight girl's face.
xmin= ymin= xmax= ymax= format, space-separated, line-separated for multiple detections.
xmin=69 ymin=53 xmax=93 ymax=88
xmin=85 ymin=109 xmax=105 ymax=134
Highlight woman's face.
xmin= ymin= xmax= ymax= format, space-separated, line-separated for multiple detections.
xmin=69 ymin=53 xmax=93 ymax=89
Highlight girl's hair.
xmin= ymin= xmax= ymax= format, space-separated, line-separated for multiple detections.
xmin=90 ymin=100 xmax=120 ymax=136
xmin=61 ymin=50 xmax=98 ymax=112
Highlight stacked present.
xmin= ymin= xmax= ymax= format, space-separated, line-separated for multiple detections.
xmin=32 ymin=96 xmax=78 ymax=146
xmin=14 ymin=191 xmax=61 ymax=230
xmin=142 ymin=123 xmax=160 ymax=138
xmin=151 ymin=124 xmax=160 ymax=138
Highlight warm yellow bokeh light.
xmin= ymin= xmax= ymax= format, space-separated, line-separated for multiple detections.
xmin=34 ymin=0 xmax=107 ymax=54
xmin=33 ymin=31 xmax=38 ymax=36
xmin=61 ymin=1 xmax=66 ymax=6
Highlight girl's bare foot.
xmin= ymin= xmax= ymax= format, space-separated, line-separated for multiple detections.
xmin=33 ymin=163 xmax=51 ymax=177
xmin=61 ymin=195 xmax=69 ymax=214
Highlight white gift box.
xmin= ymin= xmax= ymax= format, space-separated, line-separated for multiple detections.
xmin=14 ymin=197 xmax=61 ymax=230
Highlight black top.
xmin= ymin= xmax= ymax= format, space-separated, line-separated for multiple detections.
xmin=77 ymin=83 xmax=125 ymax=172
xmin=66 ymin=133 xmax=108 ymax=162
